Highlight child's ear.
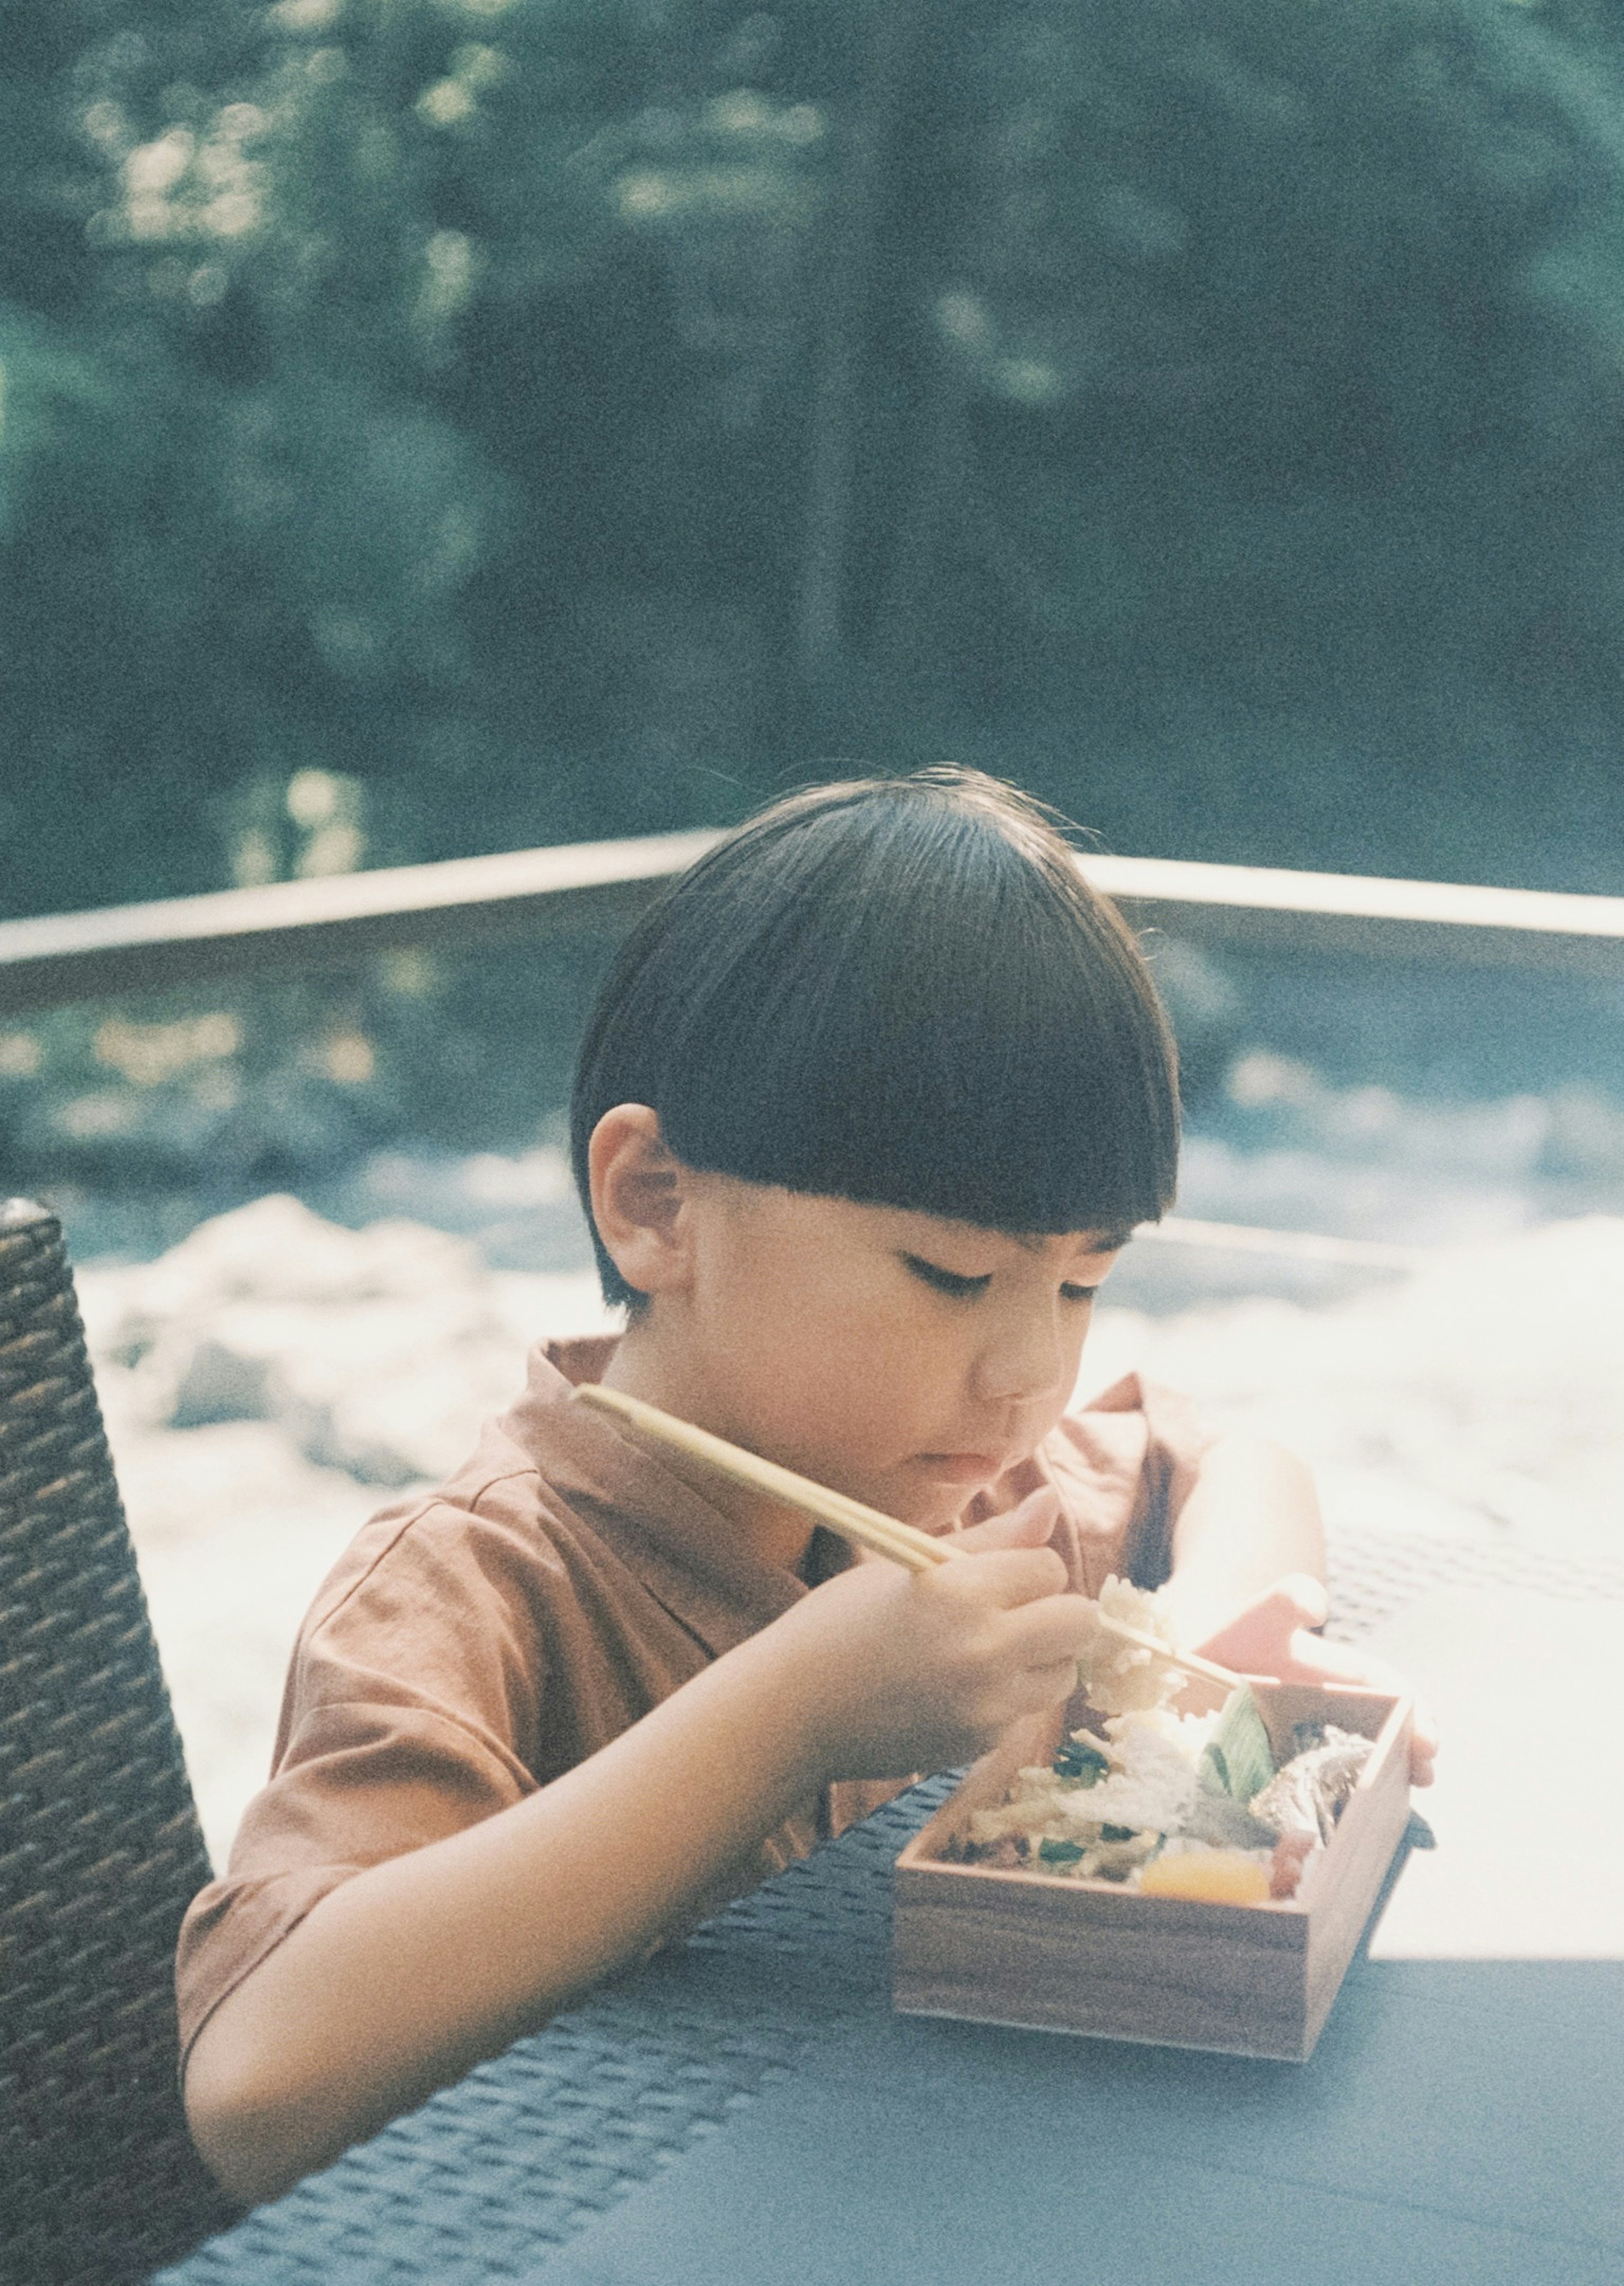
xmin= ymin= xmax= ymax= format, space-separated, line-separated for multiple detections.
xmin=588 ymin=1105 xmax=694 ymax=1298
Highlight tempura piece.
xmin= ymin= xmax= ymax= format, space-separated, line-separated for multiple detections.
xmin=963 ymin=1709 xmax=1213 ymax=1880
xmin=1076 ymin=1576 xmax=1184 ymax=1713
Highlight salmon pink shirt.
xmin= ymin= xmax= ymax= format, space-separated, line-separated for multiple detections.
xmin=175 ymin=1336 xmax=1212 ymax=2065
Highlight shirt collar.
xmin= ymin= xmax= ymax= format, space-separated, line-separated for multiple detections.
xmin=496 ymin=1335 xmax=854 ymax=1659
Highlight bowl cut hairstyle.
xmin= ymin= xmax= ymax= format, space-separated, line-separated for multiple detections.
xmin=571 ymin=767 xmax=1180 ymax=1307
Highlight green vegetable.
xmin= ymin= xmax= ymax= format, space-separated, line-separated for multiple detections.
xmin=1038 ymin=1838 xmax=1087 ymax=1865
xmin=1052 ymin=1738 xmax=1108 ymax=1785
xmin=1099 ymin=1824 xmax=1137 ymax=1843
xmin=1200 ymin=1686 xmax=1276 ymax=1806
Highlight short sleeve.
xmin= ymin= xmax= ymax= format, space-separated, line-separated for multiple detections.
xmin=175 ymin=1489 xmax=548 ymax=2067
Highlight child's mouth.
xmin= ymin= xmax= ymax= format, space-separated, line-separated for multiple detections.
xmin=911 ymin=1452 xmax=1006 ymax=1484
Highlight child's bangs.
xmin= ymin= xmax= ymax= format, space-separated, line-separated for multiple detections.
xmin=632 ymin=792 xmax=1180 ymax=1240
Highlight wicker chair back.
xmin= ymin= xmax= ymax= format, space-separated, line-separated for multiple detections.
xmin=0 ymin=1200 xmax=239 ymax=2285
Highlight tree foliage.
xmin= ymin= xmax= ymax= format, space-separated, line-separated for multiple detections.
xmin=5 ymin=0 xmax=1624 ymax=920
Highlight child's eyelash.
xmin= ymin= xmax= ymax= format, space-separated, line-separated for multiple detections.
xmin=902 ymin=1255 xmax=992 ymax=1297
xmin=903 ymin=1258 xmax=1102 ymax=1303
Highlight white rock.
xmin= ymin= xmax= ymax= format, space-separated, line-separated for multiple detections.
xmin=84 ymin=1193 xmax=619 ymax=1486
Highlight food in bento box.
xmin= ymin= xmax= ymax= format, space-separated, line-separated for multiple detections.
xmin=950 ymin=1677 xmax=1375 ymax=1905
xmin=1073 ymin=1576 xmax=1188 ymax=1713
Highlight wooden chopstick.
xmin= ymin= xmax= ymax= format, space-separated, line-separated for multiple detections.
xmin=1092 ymin=1620 xmax=1239 ymax=1692
xmin=575 ymin=1383 xmax=1242 ymax=1693
xmin=577 ymin=1383 xmax=947 ymax=1572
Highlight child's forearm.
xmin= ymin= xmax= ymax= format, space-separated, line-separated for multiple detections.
xmin=1153 ymin=1432 xmax=1326 ymax=1648
xmin=184 ymin=1622 xmax=834 ymax=2206
xmin=184 ymin=1500 xmax=1097 ymax=2204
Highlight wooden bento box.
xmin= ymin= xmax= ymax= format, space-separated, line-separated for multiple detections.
xmin=893 ymin=1679 xmax=1413 ymax=2063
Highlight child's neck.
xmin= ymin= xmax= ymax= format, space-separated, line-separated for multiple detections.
xmin=603 ymin=1320 xmax=817 ymax=1577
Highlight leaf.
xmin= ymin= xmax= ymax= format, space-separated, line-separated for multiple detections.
xmin=1200 ymin=1686 xmax=1276 ymax=1806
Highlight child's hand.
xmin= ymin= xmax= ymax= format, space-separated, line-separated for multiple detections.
xmin=773 ymin=1489 xmax=1096 ymax=1782
xmin=1192 ymin=1573 xmax=1438 ymax=1787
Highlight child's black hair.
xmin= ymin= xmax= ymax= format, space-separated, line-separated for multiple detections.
xmin=570 ymin=767 xmax=1179 ymax=1306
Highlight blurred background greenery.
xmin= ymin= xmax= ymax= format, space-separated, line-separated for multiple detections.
xmin=5 ymin=0 xmax=1624 ymax=1251
xmin=9 ymin=0 xmax=1624 ymax=915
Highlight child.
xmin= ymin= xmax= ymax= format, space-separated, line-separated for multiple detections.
xmin=178 ymin=768 xmax=1432 ymax=2204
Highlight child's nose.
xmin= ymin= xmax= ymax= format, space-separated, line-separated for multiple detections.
xmin=970 ymin=1308 xmax=1073 ymax=1407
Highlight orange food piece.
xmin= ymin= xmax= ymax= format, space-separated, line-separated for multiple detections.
xmin=1140 ymin=1850 xmax=1272 ymax=1905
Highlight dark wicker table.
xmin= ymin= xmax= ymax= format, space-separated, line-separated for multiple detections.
xmin=155 ymin=1528 xmax=1624 ymax=2286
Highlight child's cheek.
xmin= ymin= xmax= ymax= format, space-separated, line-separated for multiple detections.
xmin=792 ymin=1355 xmax=912 ymax=1488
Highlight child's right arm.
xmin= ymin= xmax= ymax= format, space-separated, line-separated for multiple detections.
xmin=184 ymin=1494 xmax=1088 ymax=2206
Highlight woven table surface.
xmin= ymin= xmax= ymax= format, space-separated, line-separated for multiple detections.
xmin=154 ymin=1524 xmax=1624 ymax=2286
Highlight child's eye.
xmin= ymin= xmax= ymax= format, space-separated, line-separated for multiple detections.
xmin=902 ymin=1254 xmax=993 ymax=1298
xmin=1060 ymin=1283 xmax=1099 ymax=1304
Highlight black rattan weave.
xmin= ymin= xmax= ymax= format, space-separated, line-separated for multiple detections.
xmin=0 ymin=1200 xmax=240 ymax=2286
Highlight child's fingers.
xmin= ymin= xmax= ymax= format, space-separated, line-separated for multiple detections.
xmin=1407 ymin=1710 xmax=1438 ymax=1788
xmin=1000 ymin=1591 xmax=1102 ymax=1667
xmin=1002 ymin=1654 xmax=1091 ymax=1718
xmin=1276 ymin=1628 xmax=1440 ymax=1787
xmin=942 ymin=1631 xmax=1100 ymax=1743
xmin=937 ymin=1543 xmax=1070 ymax=1609
xmin=1302 ymin=1635 xmax=1440 ymax=1784
xmin=936 ymin=1491 xmax=1068 ymax=1605
xmin=1194 ymin=1575 xmax=1328 ymax=1673
xmin=1276 ymin=1571 xmax=1330 ymax=1629
xmin=946 ymin=1488 xmax=1062 ymax=1556
xmin=1189 ymin=1575 xmax=1438 ymax=1784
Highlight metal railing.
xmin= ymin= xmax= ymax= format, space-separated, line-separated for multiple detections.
xmin=3 ymin=833 xmax=1624 ymax=1017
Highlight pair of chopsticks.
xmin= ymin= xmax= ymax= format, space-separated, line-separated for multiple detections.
xmin=575 ymin=1382 xmax=1240 ymax=1694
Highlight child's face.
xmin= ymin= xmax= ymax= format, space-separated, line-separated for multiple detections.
xmin=676 ymin=1180 xmax=1125 ymax=1528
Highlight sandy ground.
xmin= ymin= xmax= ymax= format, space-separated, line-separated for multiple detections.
xmin=79 ymin=1197 xmax=1624 ymax=1868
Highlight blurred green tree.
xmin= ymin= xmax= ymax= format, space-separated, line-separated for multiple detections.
xmin=5 ymin=0 xmax=1624 ymax=920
